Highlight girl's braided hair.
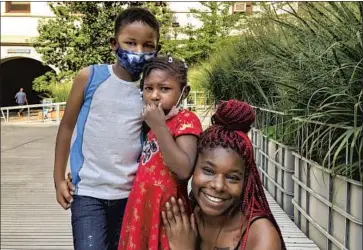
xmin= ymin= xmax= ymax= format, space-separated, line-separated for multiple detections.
xmin=140 ymin=55 xmax=188 ymax=92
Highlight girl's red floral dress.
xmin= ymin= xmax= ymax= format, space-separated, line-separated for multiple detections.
xmin=118 ymin=109 xmax=203 ymax=250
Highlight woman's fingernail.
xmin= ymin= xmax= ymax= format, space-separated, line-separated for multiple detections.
xmin=171 ymin=197 xmax=175 ymax=202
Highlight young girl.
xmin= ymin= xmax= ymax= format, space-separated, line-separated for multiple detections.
xmin=118 ymin=56 xmax=203 ymax=250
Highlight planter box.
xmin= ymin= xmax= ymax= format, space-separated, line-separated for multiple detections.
xmin=292 ymin=152 xmax=362 ymax=250
xmin=249 ymin=128 xmax=295 ymax=218
xmin=37 ymin=110 xmax=64 ymax=120
xmin=50 ymin=110 xmax=64 ymax=119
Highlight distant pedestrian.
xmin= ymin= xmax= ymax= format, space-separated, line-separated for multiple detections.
xmin=14 ymin=88 xmax=28 ymax=116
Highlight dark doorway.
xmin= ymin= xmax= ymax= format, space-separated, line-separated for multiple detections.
xmin=0 ymin=57 xmax=55 ymax=107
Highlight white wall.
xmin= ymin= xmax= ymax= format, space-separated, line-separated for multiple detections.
xmin=0 ymin=2 xmax=55 ymax=63
xmin=0 ymin=2 xmax=55 ymax=38
xmin=26 ymin=2 xmax=55 ymax=17
xmin=1 ymin=16 xmax=41 ymax=38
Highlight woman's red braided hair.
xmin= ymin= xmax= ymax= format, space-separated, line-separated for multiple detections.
xmin=198 ymin=100 xmax=286 ymax=250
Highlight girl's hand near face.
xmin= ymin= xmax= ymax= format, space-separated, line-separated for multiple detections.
xmin=142 ymin=102 xmax=166 ymax=130
xmin=162 ymin=197 xmax=198 ymax=250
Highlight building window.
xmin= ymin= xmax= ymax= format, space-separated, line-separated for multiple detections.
xmin=233 ymin=2 xmax=253 ymax=14
xmin=233 ymin=3 xmax=247 ymax=13
xmin=5 ymin=2 xmax=31 ymax=13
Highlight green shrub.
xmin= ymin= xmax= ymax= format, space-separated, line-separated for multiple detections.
xmin=33 ymin=70 xmax=75 ymax=103
xmin=46 ymin=81 xmax=72 ymax=102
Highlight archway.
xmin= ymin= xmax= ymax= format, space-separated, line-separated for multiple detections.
xmin=0 ymin=57 xmax=55 ymax=107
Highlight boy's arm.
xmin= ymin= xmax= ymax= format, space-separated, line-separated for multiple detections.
xmin=53 ymin=66 xmax=90 ymax=209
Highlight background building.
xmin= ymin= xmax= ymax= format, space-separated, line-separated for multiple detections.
xmin=1 ymin=1 xmax=55 ymax=107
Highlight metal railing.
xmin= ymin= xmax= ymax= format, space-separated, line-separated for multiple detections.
xmin=1 ymin=102 xmax=66 ymax=124
xmin=249 ymin=105 xmax=362 ymax=250
xmin=185 ymin=91 xmax=213 ymax=110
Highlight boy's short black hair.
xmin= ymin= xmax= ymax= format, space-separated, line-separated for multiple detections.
xmin=114 ymin=7 xmax=160 ymax=41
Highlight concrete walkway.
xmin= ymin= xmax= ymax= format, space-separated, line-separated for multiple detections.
xmin=1 ymin=124 xmax=319 ymax=250
xmin=1 ymin=124 xmax=73 ymax=250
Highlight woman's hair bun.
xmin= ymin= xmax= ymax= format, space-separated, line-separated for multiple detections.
xmin=211 ymin=100 xmax=255 ymax=133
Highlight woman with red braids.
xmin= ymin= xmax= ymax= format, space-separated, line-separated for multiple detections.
xmin=161 ymin=100 xmax=286 ymax=250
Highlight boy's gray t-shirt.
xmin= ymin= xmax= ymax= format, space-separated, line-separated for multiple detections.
xmin=70 ymin=64 xmax=143 ymax=200
xmin=15 ymin=92 xmax=26 ymax=104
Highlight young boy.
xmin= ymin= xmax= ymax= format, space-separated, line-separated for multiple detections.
xmin=53 ymin=8 xmax=160 ymax=250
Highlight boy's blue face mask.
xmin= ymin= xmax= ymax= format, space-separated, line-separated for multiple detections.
xmin=116 ymin=47 xmax=156 ymax=78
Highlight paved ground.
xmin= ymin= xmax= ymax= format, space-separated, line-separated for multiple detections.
xmin=1 ymin=123 xmax=319 ymax=250
xmin=1 ymin=124 xmax=73 ymax=250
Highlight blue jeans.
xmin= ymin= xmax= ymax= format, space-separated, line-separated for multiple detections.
xmin=17 ymin=103 xmax=25 ymax=115
xmin=71 ymin=195 xmax=128 ymax=250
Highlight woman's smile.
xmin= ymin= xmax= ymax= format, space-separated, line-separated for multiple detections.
xmin=198 ymin=189 xmax=234 ymax=214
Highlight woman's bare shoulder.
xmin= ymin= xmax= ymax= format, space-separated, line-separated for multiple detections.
xmin=245 ymin=218 xmax=282 ymax=250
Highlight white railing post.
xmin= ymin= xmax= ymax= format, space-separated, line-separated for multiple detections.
xmin=7 ymin=109 xmax=9 ymax=123
xmin=183 ymin=98 xmax=188 ymax=108
xmin=56 ymin=104 xmax=60 ymax=123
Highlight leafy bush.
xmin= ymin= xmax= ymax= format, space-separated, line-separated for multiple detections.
xmin=33 ymin=71 xmax=75 ymax=102
xmin=46 ymin=81 xmax=72 ymax=103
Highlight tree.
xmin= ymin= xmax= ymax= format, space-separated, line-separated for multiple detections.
xmin=32 ymin=2 xmax=174 ymax=92
xmin=174 ymin=2 xmax=246 ymax=65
